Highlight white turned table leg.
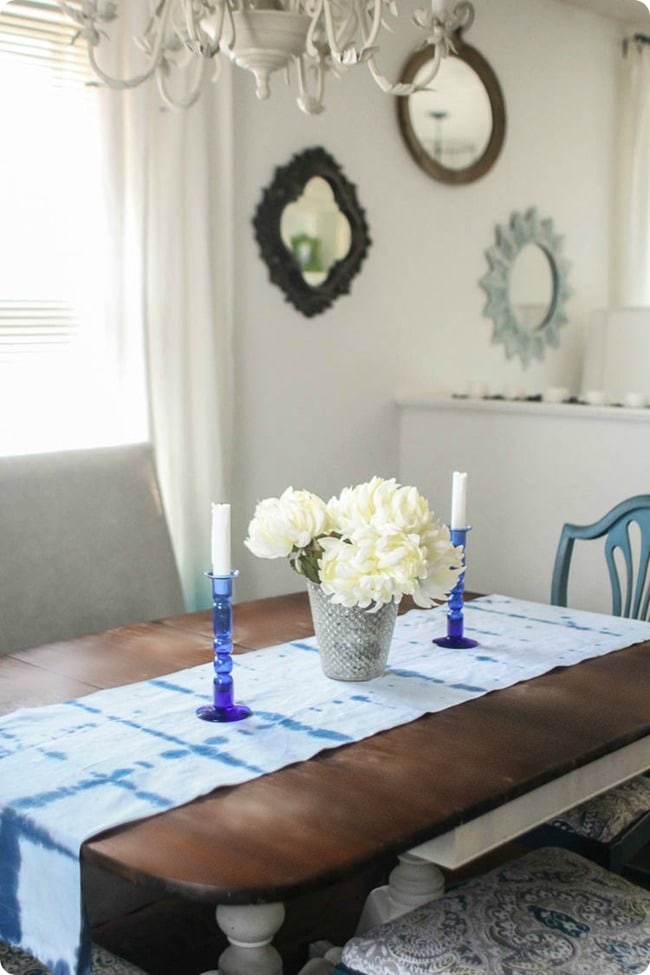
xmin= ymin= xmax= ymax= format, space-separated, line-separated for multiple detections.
xmin=355 ymin=852 xmax=445 ymax=935
xmin=201 ymin=901 xmax=286 ymax=975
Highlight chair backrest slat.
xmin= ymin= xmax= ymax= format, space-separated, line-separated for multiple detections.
xmin=551 ymin=495 xmax=650 ymax=620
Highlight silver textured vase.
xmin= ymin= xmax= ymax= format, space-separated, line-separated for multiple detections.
xmin=306 ymin=581 xmax=398 ymax=681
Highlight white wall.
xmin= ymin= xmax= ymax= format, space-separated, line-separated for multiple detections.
xmin=229 ymin=0 xmax=624 ymax=599
xmin=398 ymin=398 xmax=650 ymax=612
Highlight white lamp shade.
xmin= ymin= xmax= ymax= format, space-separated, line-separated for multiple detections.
xmin=582 ymin=307 xmax=650 ymax=401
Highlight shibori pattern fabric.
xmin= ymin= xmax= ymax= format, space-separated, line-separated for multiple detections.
xmin=1 ymin=595 xmax=650 ymax=975
xmin=336 ymin=847 xmax=650 ymax=975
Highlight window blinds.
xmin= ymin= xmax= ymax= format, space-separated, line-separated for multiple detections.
xmin=0 ymin=0 xmax=94 ymax=358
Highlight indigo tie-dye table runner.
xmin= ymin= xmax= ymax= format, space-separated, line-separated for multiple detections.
xmin=1 ymin=595 xmax=650 ymax=975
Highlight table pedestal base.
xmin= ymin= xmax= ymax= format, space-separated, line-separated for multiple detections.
xmin=201 ymin=902 xmax=285 ymax=975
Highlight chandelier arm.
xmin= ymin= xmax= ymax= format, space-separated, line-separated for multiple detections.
xmin=305 ymin=0 xmax=326 ymax=58
xmin=405 ymin=42 xmax=443 ymax=88
xmin=180 ymin=0 xmax=201 ymax=46
xmin=180 ymin=0 xmax=225 ymax=56
xmin=221 ymin=1 xmax=237 ymax=53
xmin=455 ymin=1 xmax=475 ymax=34
xmin=365 ymin=43 xmax=441 ymax=94
xmin=77 ymin=0 xmax=175 ymax=91
xmin=155 ymin=54 xmax=209 ymax=109
xmin=322 ymin=1 xmax=344 ymax=60
xmin=329 ymin=4 xmax=358 ymax=58
xmin=296 ymin=54 xmax=325 ymax=113
xmin=360 ymin=0 xmax=383 ymax=55
xmin=87 ymin=45 xmax=159 ymax=89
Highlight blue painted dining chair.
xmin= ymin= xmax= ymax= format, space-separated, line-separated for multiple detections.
xmin=524 ymin=495 xmax=650 ymax=882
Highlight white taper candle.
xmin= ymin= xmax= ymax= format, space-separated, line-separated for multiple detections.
xmin=211 ymin=502 xmax=231 ymax=575
xmin=450 ymin=471 xmax=467 ymax=530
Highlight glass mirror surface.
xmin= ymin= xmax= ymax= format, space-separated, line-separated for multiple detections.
xmin=509 ymin=243 xmax=555 ymax=331
xmin=280 ymin=177 xmax=352 ymax=287
xmin=408 ymin=56 xmax=492 ymax=172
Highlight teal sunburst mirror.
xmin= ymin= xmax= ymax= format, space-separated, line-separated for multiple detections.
xmin=480 ymin=208 xmax=571 ymax=367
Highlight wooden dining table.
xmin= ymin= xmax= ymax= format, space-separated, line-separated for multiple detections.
xmin=1 ymin=591 xmax=649 ymax=975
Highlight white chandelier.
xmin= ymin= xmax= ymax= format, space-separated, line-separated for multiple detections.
xmin=55 ymin=0 xmax=475 ymax=114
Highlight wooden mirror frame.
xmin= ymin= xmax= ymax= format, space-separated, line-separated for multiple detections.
xmin=397 ymin=35 xmax=506 ymax=186
xmin=252 ymin=147 xmax=371 ymax=317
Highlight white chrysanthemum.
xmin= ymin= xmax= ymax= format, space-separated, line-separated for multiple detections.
xmin=246 ymin=478 xmax=462 ymax=609
xmin=327 ymin=476 xmax=431 ymax=536
xmin=411 ymin=522 xmax=464 ymax=608
xmin=244 ymin=488 xmax=329 ymax=560
xmin=319 ymin=525 xmax=429 ymax=609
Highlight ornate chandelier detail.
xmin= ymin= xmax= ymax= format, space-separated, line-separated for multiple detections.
xmin=55 ymin=0 xmax=475 ymax=113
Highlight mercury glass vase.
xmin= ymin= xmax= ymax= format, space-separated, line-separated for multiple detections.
xmin=307 ymin=581 xmax=397 ymax=681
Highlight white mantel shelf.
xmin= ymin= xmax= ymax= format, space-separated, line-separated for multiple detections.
xmin=396 ymin=395 xmax=650 ymax=614
xmin=395 ymin=395 xmax=650 ymax=424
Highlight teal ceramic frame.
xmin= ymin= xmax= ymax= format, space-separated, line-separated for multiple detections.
xmin=480 ymin=207 xmax=572 ymax=367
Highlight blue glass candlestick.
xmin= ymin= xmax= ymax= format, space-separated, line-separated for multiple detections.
xmin=433 ymin=527 xmax=478 ymax=649
xmin=196 ymin=570 xmax=252 ymax=722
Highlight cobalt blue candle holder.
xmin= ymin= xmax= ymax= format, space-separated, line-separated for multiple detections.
xmin=196 ymin=570 xmax=252 ymax=723
xmin=433 ymin=527 xmax=478 ymax=650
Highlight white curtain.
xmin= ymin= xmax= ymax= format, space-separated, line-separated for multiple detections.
xmin=614 ymin=37 xmax=650 ymax=306
xmin=99 ymin=19 xmax=235 ymax=611
xmin=145 ymin=79 xmax=236 ymax=611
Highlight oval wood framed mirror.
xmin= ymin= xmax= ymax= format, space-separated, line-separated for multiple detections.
xmin=397 ymin=35 xmax=506 ymax=185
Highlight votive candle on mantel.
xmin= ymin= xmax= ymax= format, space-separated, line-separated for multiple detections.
xmin=450 ymin=471 xmax=468 ymax=530
xmin=211 ymin=502 xmax=231 ymax=576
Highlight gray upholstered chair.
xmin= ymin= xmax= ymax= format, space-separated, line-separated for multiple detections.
xmin=0 ymin=443 xmax=185 ymax=969
xmin=0 ymin=443 xmax=185 ymax=655
xmin=335 ymin=848 xmax=650 ymax=975
xmin=0 ymin=943 xmax=147 ymax=975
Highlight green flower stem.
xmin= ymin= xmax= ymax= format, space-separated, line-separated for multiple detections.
xmin=291 ymin=539 xmax=324 ymax=585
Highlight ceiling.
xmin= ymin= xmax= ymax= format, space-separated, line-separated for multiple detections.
xmin=554 ymin=0 xmax=650 ymax=28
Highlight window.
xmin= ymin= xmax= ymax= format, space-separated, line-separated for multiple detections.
xmin=0 ymin=0 xmax=148 ymax=455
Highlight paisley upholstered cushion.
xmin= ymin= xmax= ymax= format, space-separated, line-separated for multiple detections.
xmin=0 ymin=942 xmax=147 ymax=975
xmin=338 ymin=848 xmax=650 ymax=975
xmin=549 ymin=774 xmax=650 ymax=843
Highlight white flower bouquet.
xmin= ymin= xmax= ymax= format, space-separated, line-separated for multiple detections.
xmin=245 ymin=476 xmax=463 ymax=611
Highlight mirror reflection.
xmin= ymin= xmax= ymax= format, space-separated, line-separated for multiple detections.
xmin=509 ymin=244 xmax=555 ymax=331
xmin=408 ymin=56 xmax=492 ymax=172
xmin=280 ymin=177 xmax=352 ymax=287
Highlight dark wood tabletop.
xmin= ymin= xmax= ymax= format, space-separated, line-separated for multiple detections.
xmin=2 ymin=592 xmax=649 ymax=907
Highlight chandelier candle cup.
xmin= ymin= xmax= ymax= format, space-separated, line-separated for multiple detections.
xmin=245 ymin=477 xmax=464 ymax=679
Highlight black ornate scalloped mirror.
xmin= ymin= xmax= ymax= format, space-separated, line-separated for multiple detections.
xmin=253 ymin=147 xmax=371 ymax=317
xmin=397 ymin=35 xmax=506 ymax=185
